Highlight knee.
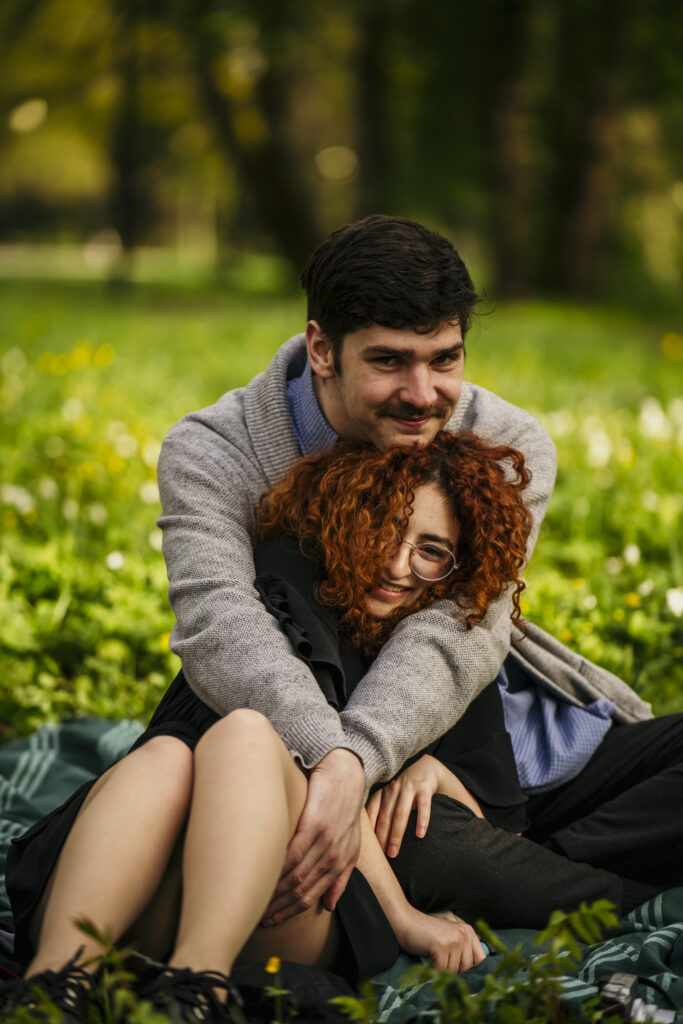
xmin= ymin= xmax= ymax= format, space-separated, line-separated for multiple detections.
xmin=390 ymin=796 xmax=484 ymax=913
xmin=195 ymin=708 xmax=276 ymax=757
xmin=136 ymin=734 xmax=193 ymax=775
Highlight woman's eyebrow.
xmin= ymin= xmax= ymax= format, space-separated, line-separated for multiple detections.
xmin=417 ymin=532 xmax=455 ymax=551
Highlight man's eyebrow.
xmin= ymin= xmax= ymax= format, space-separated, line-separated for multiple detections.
xmin=362 ymin=342 xmax=464 ymax=359
xmin=418 ymin=532 xmax=455 ymax=551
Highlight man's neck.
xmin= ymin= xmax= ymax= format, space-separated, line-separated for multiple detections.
xmin=311 ymin=369 xmax=354 ymax=440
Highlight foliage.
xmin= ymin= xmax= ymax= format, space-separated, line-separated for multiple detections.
xmin=334 ymin=901 xmax=619 ymax=1023
xmin=0 ymin=282 xmax=682 ymax=739
xmin=1 ymin=904 xmax=620 ymax=1022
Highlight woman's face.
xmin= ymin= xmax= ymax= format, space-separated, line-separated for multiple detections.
xmin=365 ymin=481 xmax=459 ymax=619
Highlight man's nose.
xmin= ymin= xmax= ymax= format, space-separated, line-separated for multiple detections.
xmin=384 ymin=542 xmax=412 ymax=579
xmin=398 ymin=367 xmax=437 ymax=409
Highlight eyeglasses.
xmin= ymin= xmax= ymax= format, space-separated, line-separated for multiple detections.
xmin=401 ymin=540 xmax=457 ymax=582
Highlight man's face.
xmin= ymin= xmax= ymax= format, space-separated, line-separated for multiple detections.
xmin=311 ymin=322 xmax=464 ymax=448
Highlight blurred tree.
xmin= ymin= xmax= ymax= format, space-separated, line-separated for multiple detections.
xmin=185 ymin=0 xmax=320 ymax=270
xmin=109 ymin=0 xmax=144 ymax=275
xmin=355 ymin=0 xmax=393 ymax=216
xmin=0 ymin=0 xmax=681 ymax=298
xmin=533 ymin=0 xmax=628 ymax=298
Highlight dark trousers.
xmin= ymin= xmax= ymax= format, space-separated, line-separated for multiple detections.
xmin=390 ymin=714 xmax=683 ymax=930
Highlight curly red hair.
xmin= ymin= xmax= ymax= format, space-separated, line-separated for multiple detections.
xmin=255 ymin=432 xmax=533 ymax=656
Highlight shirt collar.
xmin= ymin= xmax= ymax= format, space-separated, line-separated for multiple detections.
xmin=286 ymin=361 xmax=339 ymax=456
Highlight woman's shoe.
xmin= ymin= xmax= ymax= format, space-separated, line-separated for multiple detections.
xmin=0 ymin=957 xmax=91 ymax=1022
xmin=137 ymin=964 xmax=246 ymax=1022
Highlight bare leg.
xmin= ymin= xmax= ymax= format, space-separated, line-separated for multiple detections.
xmin=169 ymin=709 xmax=337 ymax=976
xmin=27 ymin=736 xmax=193 ymax=976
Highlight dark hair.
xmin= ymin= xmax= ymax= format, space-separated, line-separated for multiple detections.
xmin=299 ymin=215 xmax=479 ymax=362
xmin=255 ymin=432 xmax=531 ymax=657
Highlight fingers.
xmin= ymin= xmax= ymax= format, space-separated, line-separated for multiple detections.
xmin=374 ymin=784 xmax=432 ymax=859
xmin=321 ymin=865 xmax=353 ymax=912
xmin=386 ymin=788 xmax=418 ymax=858
xmin=374 ymin=785 xmax=400 ymax=853
xmin=263 ymin=818 xmax=361 ymax=925
xmin=415 ymin=789 xmax=432 ymax=840
xmin=365 ymin=791 xmax=380 ymax=832
xmin=453 ymin=928 xmax=485 ymax=973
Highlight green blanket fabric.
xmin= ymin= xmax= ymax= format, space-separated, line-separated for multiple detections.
xmin=2 ymin=719 xmax=682 ymax=1018
xmin=371 ymin=889 xmax=683 ymax=1018
xmin=0 ymin=717 xmax=143 ymax=918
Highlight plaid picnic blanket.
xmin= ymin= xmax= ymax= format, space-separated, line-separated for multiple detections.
xmin=0 ymin=717 xmax=143 ymax=919
xmin=1 ymin=718 xmax=682 ymax=1019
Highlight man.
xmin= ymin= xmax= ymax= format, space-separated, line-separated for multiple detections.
xmin=157 ymin=215 xmax=558 ymax=921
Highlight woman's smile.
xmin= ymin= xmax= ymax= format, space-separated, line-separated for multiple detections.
xmin=364 ymin=482 xmax=458 ymax=619
xmin=370 ymin=579 xmax=415 ymax=600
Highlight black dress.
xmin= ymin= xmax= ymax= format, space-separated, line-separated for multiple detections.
xmin=7 ymin=536 xmax=525 ymax=979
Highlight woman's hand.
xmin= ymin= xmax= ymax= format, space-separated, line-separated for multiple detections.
xmin=366 ymin=755 xmax=484 ymax=858
xmin=395 ymin=907 xmax=487 ymax=973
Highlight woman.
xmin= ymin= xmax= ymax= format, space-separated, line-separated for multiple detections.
xmin=4 ymin=432 xmax=532 ymax=1021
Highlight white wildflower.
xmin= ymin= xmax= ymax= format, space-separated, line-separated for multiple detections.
xmin=61 ymin=397 xmax=83 ymax=421
xmin=141 ymin=439 xmax=161 ymax=467
xmin=623 ymin=544 xmax=641 ymax=566
xmin=639 ymin=397 xmax=672 ymax=442
xmin=1 ymin=484 xmax=34 ymax=513
xmin=139 ymin=481 xmax=160 ymax=505
xmin=148 ymin=530 xmax=163 ymax=551
xmin=114 ymin=433 xmax=138 ymax=458
xmin=62 ymin=498 xmax=79 ymax=520
xmin=586 ymin=431 xmax=612 ymax=468
xmin=87 ymin=503 xmax=107 ymax=525
xmin=105 ymin=551 xmax=125 ymax=570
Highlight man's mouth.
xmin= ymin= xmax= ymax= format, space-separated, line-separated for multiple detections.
xmin=378 ymin=403 xmax=450 ymax=425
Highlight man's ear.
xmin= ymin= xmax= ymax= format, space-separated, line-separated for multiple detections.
xmin=306 ymin=321 xmax=337 ymax=379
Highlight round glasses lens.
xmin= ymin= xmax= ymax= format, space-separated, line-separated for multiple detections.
xmin=409 ymin=544 xmax=455 ymax=581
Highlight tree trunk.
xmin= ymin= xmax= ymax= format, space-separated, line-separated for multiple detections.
xmin=190 ymin=1 xmax=320 ymax=273
xmin=109 ymin=0 xmax=143 ymax=273
xmin=355 ymin=0 xmax=392 ymax=217
xmin=486 ymin=0 xmax=535 ymax=299
xmin=534 ymin=0 xmax=625 ymax=297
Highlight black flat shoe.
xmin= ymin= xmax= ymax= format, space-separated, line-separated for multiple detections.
xmin=137 ymin=963 xmax=246 ymax=1023
xmin=0 ymin=956 xmax=91 ymax=1022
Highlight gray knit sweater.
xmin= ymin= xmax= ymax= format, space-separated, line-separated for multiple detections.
xmin=157 ymin=335 xmax=650 ymax=788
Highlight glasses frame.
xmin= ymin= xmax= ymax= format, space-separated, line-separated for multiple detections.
xmin=401 ymin=540 xmax=458 ymax=582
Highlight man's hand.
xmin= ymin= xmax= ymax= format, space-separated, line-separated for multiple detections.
xmin=366 ymin=754 xmax=484 ymax=858
xmin=262 ymin=747 xmax=365 ymax=925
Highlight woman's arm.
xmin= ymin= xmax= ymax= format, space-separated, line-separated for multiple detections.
xmin=356 ymin=809 xmax=486 ymax=972
xmin=367 ymin=755 xmax=484 ymax=857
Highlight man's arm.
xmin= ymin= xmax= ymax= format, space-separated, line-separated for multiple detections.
xmin=158 ymin=424 xmax=358 ymax=764
xmin=159 ymin=418 xmax=371 ymax=910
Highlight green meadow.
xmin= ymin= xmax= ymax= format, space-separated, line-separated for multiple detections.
xmin=1 ymin=280 xmax=682 ymax=739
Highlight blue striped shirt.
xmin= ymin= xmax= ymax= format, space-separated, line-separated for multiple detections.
xmin=285 ymin=360 xmax=615 ymax=792
xmin=498 ymin=664 xmax=614 ymax=793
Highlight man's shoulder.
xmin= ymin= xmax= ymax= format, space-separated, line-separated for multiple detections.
xmin=451 ymin=382 xmax=555 ymax=456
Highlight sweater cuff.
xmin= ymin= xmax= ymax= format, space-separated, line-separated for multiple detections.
xmin=339 ymin=729 xmax=387 ymax=793
xmin=281 ymin=714 xmax=362 ymax=773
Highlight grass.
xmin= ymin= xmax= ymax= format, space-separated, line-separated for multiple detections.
xmin=0 ymin=276 xmax=682 ymax=738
